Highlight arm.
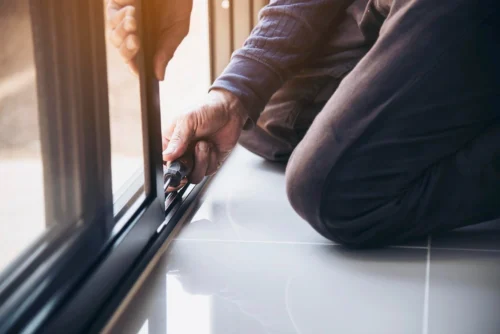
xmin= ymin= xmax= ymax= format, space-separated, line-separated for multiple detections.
xmin=211 ymin=0 xmax=349 ymax=123
xmin=162 ymin=0 xmax=351 ymax=184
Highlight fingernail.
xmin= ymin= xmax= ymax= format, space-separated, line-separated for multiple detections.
xmin=126 ymin=37 xmax=137 ymax=50
xmin=162 ymin=144 xmax=176 ymax=155
xmin=198 ymin=142 xmax=208 ymax=152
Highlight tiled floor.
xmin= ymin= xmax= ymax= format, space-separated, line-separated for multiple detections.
xmin=110 ymin=146 xmax=500 ymax=334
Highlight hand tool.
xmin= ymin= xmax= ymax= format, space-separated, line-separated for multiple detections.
xmin=163 ymin=154 xmax=194 ymax=193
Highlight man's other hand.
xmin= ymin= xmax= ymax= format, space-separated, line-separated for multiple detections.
xmin=106 ymin=0 xmax=193 ymax=80
xmin=162 ymin=89 xmax=248 ymax=184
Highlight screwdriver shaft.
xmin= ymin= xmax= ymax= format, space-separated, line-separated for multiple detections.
xmin=163 ymin=175 xmax=172 ymax=193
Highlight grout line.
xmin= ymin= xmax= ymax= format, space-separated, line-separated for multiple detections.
xmin=175 ymin=238 xmax=430 ymax=250
xmin=425 ymin=246 xmax=500 ymax=253
xmin=175 ymin=238 xmax=337 ymax=246
xmin=389 ymin=245 xmax=428 ymax=250
xmin=175 ymin=237 xmax=500 ymax=252
xmin=422 ymin=236 xmax=431 ymax=334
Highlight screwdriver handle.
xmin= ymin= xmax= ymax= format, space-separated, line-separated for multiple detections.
xmin=163 ymin=154 xmax=194 ymax=188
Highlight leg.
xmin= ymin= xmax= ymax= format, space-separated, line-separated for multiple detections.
xmin=286 ymin=0 xmax=500 ymax=247
xmin=238 ymin=0 xmax=372 ymax=162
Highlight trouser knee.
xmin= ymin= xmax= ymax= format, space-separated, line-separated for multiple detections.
xmin=285 ymin=151 xmax=393 ymax=248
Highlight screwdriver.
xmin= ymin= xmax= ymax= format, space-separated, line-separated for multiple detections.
xmin=163 ymin=154 xmax=194 ymax=193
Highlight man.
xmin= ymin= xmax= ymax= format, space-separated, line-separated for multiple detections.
xmin=107 ymin=0 xmax=500 ymax=247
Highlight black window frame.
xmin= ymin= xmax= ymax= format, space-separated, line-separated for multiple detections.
xmin=0 ymin=0 xmax=270 ymax=332
xmin=0 ymin=1 xmax=209 ymax=333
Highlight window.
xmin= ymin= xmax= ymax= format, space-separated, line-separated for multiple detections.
xmin=0 ymin=1 xmax=208 ymax=332
xmin=0 ymin=0 xmax=265 ymax=332
xmin=0 ymin=0 xmax=46 ymax=273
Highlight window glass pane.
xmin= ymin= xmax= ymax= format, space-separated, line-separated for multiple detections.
xmin=160 ymin=0 xmax=211 ymax=122
xmin=0 ymin=0 xmax=45 ymax=271
xmin=104 ymin=5 xmax=146 ymax=210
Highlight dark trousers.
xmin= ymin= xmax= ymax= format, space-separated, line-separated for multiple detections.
xmin=238 ymin=0 xmax=500 ymax=247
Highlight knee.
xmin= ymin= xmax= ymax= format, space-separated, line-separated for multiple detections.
xmin=285 ymin=157 xmax=388 ymax=248
xmin=285 ymin=153 xmax=348 ymax=243
xmin=285 ymin=159 xmax=314 ymax=224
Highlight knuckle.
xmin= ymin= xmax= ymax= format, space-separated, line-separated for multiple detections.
xmin=119 ymin=47 xmax=134 ymax=61
xmin=123 ymin=5 xmax=136 ymax=17
xmin=120 ymin=34 xmax=139 ymax=55
xmin=124 ymin=16 xmax=137 ymax=32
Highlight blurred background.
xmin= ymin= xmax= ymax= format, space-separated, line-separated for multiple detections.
xmin=0 ymin=0 xmax=210 ymax=271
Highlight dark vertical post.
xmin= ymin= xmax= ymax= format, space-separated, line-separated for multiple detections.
xmin=138 ymin=0 xmax=166 ymax=210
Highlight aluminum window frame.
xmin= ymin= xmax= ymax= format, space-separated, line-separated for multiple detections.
xmin=0 ymin=0 xmax=268 ymax=332
xmin=0 ymin=1 xmax=208 ymax=333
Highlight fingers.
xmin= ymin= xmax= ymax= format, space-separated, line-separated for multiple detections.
xmin=126 ymin=59 xmax=139 ymax=76
xmin=162 ymin=118 xmax=177 ymax=148
xmin=106 ymin=1 xmax=140 ymax=66
xmin=162 ymin=115 xmax=196 ymax=162
xmin=109 ymin=14 xmax=137 ymax=48
xmin=107 ymin=2 xmax=136 ymax=29
xmin=162 ymin=118 xmax=178 ymax=159
xmin=190 ymin=141 xmax=211 ymax=184
xmin=163 ymin=140 xmax=218 ymax=186
xmin=119 ymin=34 xmax=140 ymax=64
xmin=154 ymin=18 xmax=190 ymax=81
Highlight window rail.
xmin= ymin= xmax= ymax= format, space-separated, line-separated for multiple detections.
xmin=0 ymin=1 xmax=208 ymax=333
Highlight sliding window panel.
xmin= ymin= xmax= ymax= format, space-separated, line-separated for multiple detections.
xmin=35 ymin=0 xmax=169 ymax=331
xmin=0 ymin=0 xmax=114 ymax=332
xmin=0 ymin=0 xmax=47 ymax=275
xmin=1 ymin=0 xmax=207 ymax=332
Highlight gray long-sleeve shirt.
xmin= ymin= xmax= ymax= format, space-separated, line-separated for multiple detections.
xmin=211 ymin=0 xmax=351 ymax=123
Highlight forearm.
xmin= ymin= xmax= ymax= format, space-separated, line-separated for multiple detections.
xmin=211 ymin=0 xmax=351 ymax=123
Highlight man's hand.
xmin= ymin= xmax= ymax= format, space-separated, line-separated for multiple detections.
xmin=162 ymin=89 xmax=248 ymax=184
xmin=106 ymin=0 xmax=193 ymax=80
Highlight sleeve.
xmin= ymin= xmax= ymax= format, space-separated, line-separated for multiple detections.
xmin=210 ymin=0 xmax=349 ymax=124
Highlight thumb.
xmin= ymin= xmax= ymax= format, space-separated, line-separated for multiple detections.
xmin=153 ymin=19 xmax=190 ymax=81
xmin=153 ymin=49 xmax=171 ymax=82
xmin=162 ymin=117 xmax=195 ymax=162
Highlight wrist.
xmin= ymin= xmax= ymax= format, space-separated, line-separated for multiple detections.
xmin=209 ymin=88 xmax=249 ymax=128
